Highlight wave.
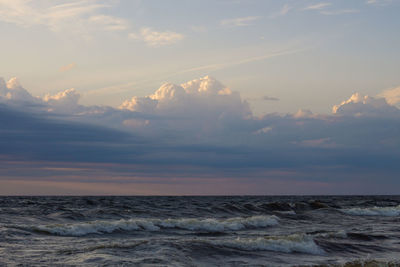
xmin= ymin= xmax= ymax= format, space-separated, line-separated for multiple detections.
xmin=341 ymin=205 xmax=400 ymax=216
xmin=210 ymin=234 xmax=324 ymax=255
xmin=315 ymin=259 xmax=400 ymax=267
xmin=32 ymin=215 xmax=279 ymax=236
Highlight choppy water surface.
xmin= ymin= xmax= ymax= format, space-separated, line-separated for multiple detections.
xmin=1 ymin=196 xmax=400 ymax=266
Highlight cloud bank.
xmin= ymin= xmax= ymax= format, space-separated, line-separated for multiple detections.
xmin=1 ymin=76 xmax=400 ymax=194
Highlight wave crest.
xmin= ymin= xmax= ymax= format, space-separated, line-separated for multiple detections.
xmin=210 ymin=234 xmax=324 ymax=255
xmin=342 ymin=205 xmax=400 ymax=216
xmin=32 ymin=215 xmax=279 ymax=236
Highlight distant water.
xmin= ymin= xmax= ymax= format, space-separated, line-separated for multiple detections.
xmin=1 ymin=196 xmax=400 ymax=266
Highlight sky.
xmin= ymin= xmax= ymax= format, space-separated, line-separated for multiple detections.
xmin=0 ymin=0 xmax=400 ymax=195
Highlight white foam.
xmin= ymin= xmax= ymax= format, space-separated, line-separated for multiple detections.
xmin=211 ymin=234 xmax=324 ymax=255
xmin=33 ymin=215 xmax=279 ymax=236
xmin=342 ymin=205 xmax=400 ymax=216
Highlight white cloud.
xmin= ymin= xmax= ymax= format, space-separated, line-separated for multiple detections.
xmin=129 ymin=28 xmax=184 ymax=47
xmin=43 ymin=88 xmax=80 ymax=112
xmin=0 ymin=77 xmax=38 ymax=103
xmin=302 ymin=2 xmax=358 ymax=15
xmin=378 ymin=86 xmax=400 ymax=106
xmin=332 ymin=92 xmax=399 ymax=116
xmin=0 ymin=77 xmax=84 ymax=113
xmin=0 ymin=0 xmax=124 ymax=35
xmin=220 ymin=16 xmax=261 ymax=27
xmin=120 ymin=76 xmax=251 ymax=119
xmin=293 ymin=109 xmax=314 ymax=118
xmin=120 ymin=96 xmax=157 ymax=113
xmin=303 ymin=3 xmax=332 ymax=10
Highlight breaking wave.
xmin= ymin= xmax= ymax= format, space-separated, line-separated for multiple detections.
xmin=210 ymin=234 xmax=324 ymax=255
xmin=341 ymin=205 xmax=400 ymax=216
xmin=32 ymin=215 xmax=279 ymax=236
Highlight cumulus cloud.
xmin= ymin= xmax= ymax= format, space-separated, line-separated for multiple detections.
xmin=378 ymin=86 xmax=400 ymax=106
xmin=43 ymin=88 xmax=81 ymax=112
xmin=118 ymin=76 xmax=252 ymax=138
xmin=332 ymin=92 xmax=399 ymax=116
xmin=120 ymin=76 xmax=250 ymax=119
xmin=0 ymin=77 xmax=39 ymax=104
xmin=129 ymin=28 xmax=184 ymax=47
xmin=0 ymin=77 xmax=85 ymax=114
xmin=293 ymin=109 xmax=315 ymax=118
xmin=1 ymin=76 xmax=400 ymax=194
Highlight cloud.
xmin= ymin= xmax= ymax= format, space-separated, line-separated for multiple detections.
xmin=269 ymin=4 xmax=292 ymax=19
xmin=129 ymin=28 xmax=184 ymax=47
xmin=303 ymin=3 xmax=332 ymax=10
xmin=88 ymin=15 xmax=129 ymax=31
xmin=60 ymin=63 xmax=76 ymax=72
xmin=332 ymin=92 xmax=399 ymax=116
xmin=293 ymin=109 xmax=315 ymax=118
xmin=0 ymin=77 xmax=82 ymax=113
xmin=280 ymin=4 xmax=292 ymax=15
xmin=0 ymin=1 xmax=184 ymax=45
xmin=0 ymin=0 xmax=126 ymax=37
xmin=0 ymin=0 xmax=104 ymax=26
xmin=0 ymin=77 xmax=40 ymax=104
xmin=1 ymin=76 xmax=400 ymax=194
xmin=43 ymin=88 xmax=81 ymax=112
xmin=319 ymin=9 xmax=359 ymax=15
xmin=120 ymin=76 xmax=250 ymax=117
xmin=366 ymin=0 xmax=393 ymax=5
xmin=302 ymin=3 xmax=359 ymax=15
xmin=220 ymin=16 xmax=261 ymax=27
xmin=119 ymin=76 xmax=251 ymax=138
xmin=378 ymin=86 xmax=400 ymax=106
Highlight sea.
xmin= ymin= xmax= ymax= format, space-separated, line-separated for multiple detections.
xmin=0 ymin=196 xmax=400 ymax=266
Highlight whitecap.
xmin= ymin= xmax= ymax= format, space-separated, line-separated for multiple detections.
xmin=32 ymin=215 xmax=279 ymax=236
xmin=210 ymin=234 xmax=324 ymax=255
xmin=341 ymin=205 xmax=400 ymax=216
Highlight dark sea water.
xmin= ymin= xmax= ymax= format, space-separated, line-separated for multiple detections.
xmin=1 ymin=196 xmax=400 ymax=266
